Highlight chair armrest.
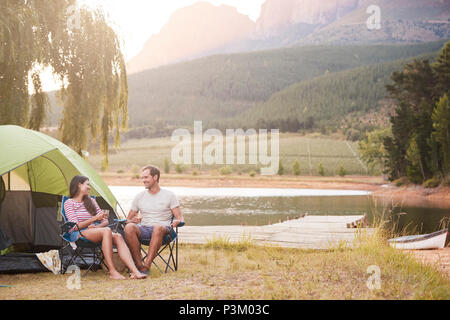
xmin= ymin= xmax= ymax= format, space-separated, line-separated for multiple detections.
xmin=61 ymin=221 xmax=77 ymax=233
xmin=108 ymin=219 xmax=128 ymax=232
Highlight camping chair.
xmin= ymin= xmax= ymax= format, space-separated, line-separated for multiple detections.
xmin=139 ymin=218 xmax=185 ymax=273
xmin=59 ymin=195 xmax=123 ymax=276
xmin=60 ymin=221 xmax=107 ymax=276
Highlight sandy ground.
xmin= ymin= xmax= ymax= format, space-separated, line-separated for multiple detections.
xmin=406 ymin=248 xmax=450 ymax=279
xmin=371 ymin=185 xmax=450 ymax=209
xmin=102 ymin=173 xmax=384 ymax=190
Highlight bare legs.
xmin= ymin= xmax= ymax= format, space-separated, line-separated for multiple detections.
xmin=124 ymin=223 xmax=168 ymax=273
xmin=111 ymin=233 xmax=146 ymax=279
xmin=142 ymin=225 xmax=168 ymax=271
xmin=124 ymin=223 xmax=144 ymax=270
xmin=80 ymin=227 xmax=146 ymax=280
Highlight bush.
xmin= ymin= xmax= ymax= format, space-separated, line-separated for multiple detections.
xmin=219 ymin=166 xmax=233 ymax=175
xmin=163 ymin=157 xmax=170 ymax=174
xmin=278 ymin=160 xmax=284 ymax=175
xmin=175 ymin=164 xmax=184 ymax=174
xmin=192 ymin=169 xmax=199 ymax=176
xmin=337 ymin=165 xmax=346 ymax=177
xmin=249 ymin=170 xmax=256 ymax=177
xmin=393 ymin=177 xmax=409 ymax=186
xmin=346 ymin=128 xmax=361 ymax=141
xmin=116 ymin=169 xmax=124 ymax=174
xmin=423 ymin=178 xmax=441 ymax=188
xmin=293 ymin=160 xmax=301 ymax=176
xmin=318 ymin=163 xmax=325 ymax=176
xmin=444 ymin=176 xmax=450 ymax=187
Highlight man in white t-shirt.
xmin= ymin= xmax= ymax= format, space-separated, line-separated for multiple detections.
xmin=124 ymin=165 xmax=183 ymax=274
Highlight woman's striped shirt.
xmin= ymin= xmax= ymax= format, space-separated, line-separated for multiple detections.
xmin=64 ymin=197 xmax=103 ymax=226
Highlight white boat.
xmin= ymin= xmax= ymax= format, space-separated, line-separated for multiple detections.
xmin=388 ymin=229 xmax=448 ymax=250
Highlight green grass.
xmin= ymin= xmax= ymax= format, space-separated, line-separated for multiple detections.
xmin=89 ymin=133 xmax=369 ymax=176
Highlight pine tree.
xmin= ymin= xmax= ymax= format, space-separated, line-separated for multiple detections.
xmin=406 ymin=135 xmax=425 ymax=183
xmin=384 ymin=57 xmax=439 ymax=181
xmin=432 ymin=42 xmax=450 ymax=96
xmin=431 ymin=94 xmax=450 ymax=177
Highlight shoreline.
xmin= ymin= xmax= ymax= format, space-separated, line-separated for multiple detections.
xmin=101 ymin=173 xmax=450 ymax=208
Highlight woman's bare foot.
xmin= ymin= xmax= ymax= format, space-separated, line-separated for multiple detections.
xmin=130 ymin=272 xmax=147 ymax=279
xmin=109 ymin=271 xmax=126 ymax=280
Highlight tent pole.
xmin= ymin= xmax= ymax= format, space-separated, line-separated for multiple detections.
xmin=31 ymin=194 xmax=35 ymax=246
xmin=27 ymin=162 xmax=36 ymax=247
xmin=117 ymin=202 xmax=126 ymax=219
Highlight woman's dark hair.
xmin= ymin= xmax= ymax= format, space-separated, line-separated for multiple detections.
xmin=69 ymin=175 xmax=96 ymax=216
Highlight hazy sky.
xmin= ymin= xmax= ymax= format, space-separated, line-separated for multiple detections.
xmin=82 ymin=0 xmax=266 ymax=61
xmin=38 ymin=0 xmax=265 ymax=92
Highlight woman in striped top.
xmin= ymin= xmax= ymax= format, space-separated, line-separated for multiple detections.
xmin=65 ymin=175 xmax=146 ymax=280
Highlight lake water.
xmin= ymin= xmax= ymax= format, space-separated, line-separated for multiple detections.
xmin=110 ymin=186 xmax=449 ymax=235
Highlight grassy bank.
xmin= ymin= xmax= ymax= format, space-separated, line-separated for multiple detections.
xmin=1 ymin=229 xmax=449 ymax=300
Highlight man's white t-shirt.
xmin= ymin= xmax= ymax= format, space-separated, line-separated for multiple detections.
xmin=130 ymin=188 xmax=180 ymax=227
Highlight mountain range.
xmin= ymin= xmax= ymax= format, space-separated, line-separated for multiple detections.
xmin=127 ymin=0 xmax=450 ymax=73
xmin=124 ymin=41 xmax=445 ymax=128
xmin=46 ymin=40 xmax=446 ymax=142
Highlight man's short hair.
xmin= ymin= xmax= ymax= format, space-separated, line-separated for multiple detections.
xmin=141 ymin=165 xmax=160 ymax=182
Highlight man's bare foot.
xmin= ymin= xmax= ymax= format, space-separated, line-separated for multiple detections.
xmin=110 ymin=271 xmax=126 ymax=280
xmin=138 ymin=267 xmax=150 ymax=276
xmin=136 ymin=264 xmax=145 ymax=271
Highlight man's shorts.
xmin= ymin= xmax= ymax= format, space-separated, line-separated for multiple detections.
xmin=138 ymin=225 xmax=173 ymax=241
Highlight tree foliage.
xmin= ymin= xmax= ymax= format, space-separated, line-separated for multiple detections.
xmin=383 ymin=42 xmax=450 ymax=182
xmin=0 ymin=0 xmax=128 ymax=169
xmin=431 ymin=94 xmax=450 ymax=176
xmin=358 ymin=128 xmax=391 ymax=174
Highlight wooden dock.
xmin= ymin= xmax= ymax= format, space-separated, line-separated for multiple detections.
xmin=178 ymin=214 xmax=374 ymax=249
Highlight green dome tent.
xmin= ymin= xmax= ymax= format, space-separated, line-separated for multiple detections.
xmin=0 ymin=125 xmax=124 ymax=270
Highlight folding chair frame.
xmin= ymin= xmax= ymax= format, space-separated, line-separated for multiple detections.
xmin=60 ymin=239 xmax=108 ymax=277
xmin=139 ymin=223 xmax=183 ymax=273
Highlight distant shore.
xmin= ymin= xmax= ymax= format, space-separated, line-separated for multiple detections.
xmin=101 ymin=173 xmax=450 ymax=208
